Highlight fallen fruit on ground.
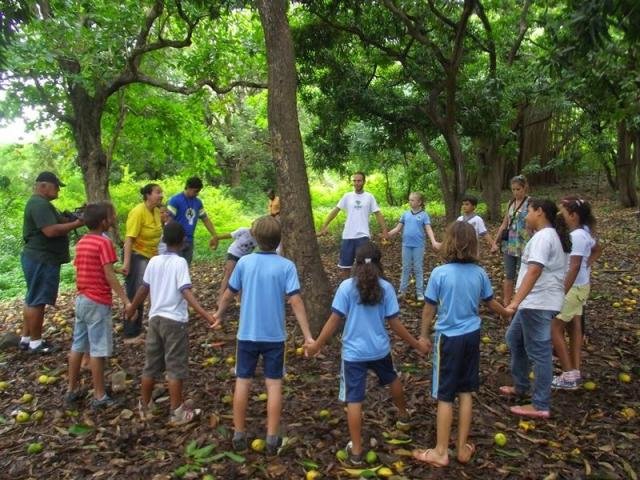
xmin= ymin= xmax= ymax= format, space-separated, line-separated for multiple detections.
xmin=306 ymin=470 xmax=321 ymax=480
xmin=583 ymin=381 xmax=597 ymax=391
xmin=26 ymin=442 xmax=43 ymax=454
xmin=378 ymin=467 xmax=393 ymax=477
xmin=494 ymin=432 xmax=507 ymax=447
xmin=296 ymin=347 xmax=304 ymax=356
xmin=37 ymin=375 xmax=49 ymax=385
xmin=336 ymin=449 xmax=348 ymax=462
xmin=0 ymin=381 xmax=8 ymax=391
xmin=251 ymin=438 xmax=266 ymax=452
xmin=20 ymin=393 xmax=33 ymax=403
xmin=618 ymin=372 xmax=631 ymax=383
xmin=16 ymin=411 xmax=30 ymax=423
xmin=258 ymin=392 xmax=268 ymax=401
xmin=318 ymin=409 xmax=330 ymax=419
xmin=365 ymin=450 xmax=377 ymax=464
xmin=31 ymin=410 xmax=44 ymax=421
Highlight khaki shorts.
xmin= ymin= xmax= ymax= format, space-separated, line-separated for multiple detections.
xmin=557 ymin=284 xmax=590 ymax=322
xmin=142 ymin=316 xmax=189 ymax=380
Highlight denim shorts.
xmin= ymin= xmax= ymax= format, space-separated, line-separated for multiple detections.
xmin=503 ymin=253 xmax=520 ymax=281
xmin=143 ymin=316 xmax=189 ymax=380
xmin=235 ymin=340 xmax=285 ymax=379
xmin=22 ymin=253 xmax=61 ymax=307
xmin=431 ymin=329 xmax=480 ymax=402
xmin=339 ymin=353 xmax=398 ymax=403
xmin=338 ymin=237 xmax=370 ymax=269
xmin=71 ymin=295 xmax=113 ymax=357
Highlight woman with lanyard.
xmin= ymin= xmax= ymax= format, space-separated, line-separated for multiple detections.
xmin=491 ymin=175 xmax=531 ymax=305
xmin=122 ymin=183 xmax=164 ymax=342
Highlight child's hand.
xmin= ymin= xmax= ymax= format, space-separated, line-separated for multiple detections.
xmin=432 ymin=241 xmax=442 ymax=251
xmin=211 ymin=311 xmax=223 ymax=329
xmin=124 ymin=303 xmax=136 ymax=320
xmin=417 ymin=336 xmax=432 ymax=355
xmin=505 ymin=304 xmax=517 ymax=317
xmin=490 ymin=243 xmax=499 ymax=254
xmin=209 ymin=236 xmax=219 ymax=250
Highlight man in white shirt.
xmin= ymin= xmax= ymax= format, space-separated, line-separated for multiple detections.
xmin=318 ymin=172 xmax=388 ymax=276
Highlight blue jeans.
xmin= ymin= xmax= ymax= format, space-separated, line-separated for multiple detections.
xmin=505 ymin=308 xmax=556 ymax=411
xmin=399 ymin=245 xmax=425 ymax=296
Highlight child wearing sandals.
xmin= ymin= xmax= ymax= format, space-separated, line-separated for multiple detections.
xmin=502 ymin=199 xmax=571 ymax=418
xmin=413 ymin=222 xmax=508 ymax=467
xmin=551 ymin=197 xmax=601 ymax=389
xmin=126 ymin=222 xmax=216 ymax=425
xmin=305 ymin=241 xmax=428 ymax=466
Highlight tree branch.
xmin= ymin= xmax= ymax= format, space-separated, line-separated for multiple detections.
xmin=30 ymin=74 xmax=74 ymax=125
xmin=134 ymin=74 xmax=266 ymax=95
xmin=475 ymin=1 xmax=496 ymax=77
xmin=381 ymin=0 xmax=447 ymax=66
xmin=507 ymin=0 xmax=532 ymax=66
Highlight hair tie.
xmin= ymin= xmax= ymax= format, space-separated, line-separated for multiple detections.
xmin=364 ymin=258 xmax=372 ymax=264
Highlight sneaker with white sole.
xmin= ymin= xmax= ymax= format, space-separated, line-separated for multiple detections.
xmin=345 ymin=441 xmax=364 ymax=467
xmin=551 ymin=373 xmax=578 ymax=390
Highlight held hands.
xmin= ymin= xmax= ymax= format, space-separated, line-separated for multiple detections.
xmin=211 ymin=310 xmax=223 ymax=329
xmin=432 ymin=241 xmax=442 ymax=251
xmin=417 ymin=336 xmax=432 ymax=355
xmin=209 ymin=236 xmax=219 ymax=250
xmin=124 ymin=303 xmax=137 ymax=320
xmin=490 ymin=243 xmax=499 ymax=254
xmin=316 ymin=227 xmax=328 ymax=237
xmin=303 ymin=338 xmax=320 ymax=357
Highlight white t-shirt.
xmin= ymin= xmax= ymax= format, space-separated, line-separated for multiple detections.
xmin=457 ymin=214 xmax=487 ymax=237
xmin=567 ymin=227 xmax=595 ymax=286
xmin=143 ymin=253 xmax=192 ymax=323
xmin=516 ymin=227 xmax=566 ymax=311
xmin=337 ymin=191 xmax=380 ymax=239
xmin=227 ymin=228 xmax=257 ymax=258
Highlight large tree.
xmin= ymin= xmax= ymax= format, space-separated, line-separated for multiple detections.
xmin=256 ymin=0 xmax=331 ymax=333
xmin=1 ymin=0 xmax=264 ymax=201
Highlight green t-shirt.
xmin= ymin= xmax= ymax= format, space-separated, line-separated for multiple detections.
xmin=22 ymin=194 xmax=70 ymax=265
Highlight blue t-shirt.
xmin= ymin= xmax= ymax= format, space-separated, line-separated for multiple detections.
xmin=400 ymin=210 xmax=430 ymax=248
xmin=332 ymin=277 xmax=400 ymax=362
xmin=228 ymin=252 xmax=301 ymax=342
xmin=167 ymin=192 xmax=206 ymax=242
xmin=424 ymin=263 xmax=493 ymax=337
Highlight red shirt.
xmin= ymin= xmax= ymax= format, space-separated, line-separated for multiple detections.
xmin=74 ymin=233 xmax=118 ymax=305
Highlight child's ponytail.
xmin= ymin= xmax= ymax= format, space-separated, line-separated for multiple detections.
xmin=560 ymin=196 xmax=597 ymax=232
xmin=353 ymin=241 xmax=384 ymax=305
xmin=529 ymin=198 xmax=572 ymax=253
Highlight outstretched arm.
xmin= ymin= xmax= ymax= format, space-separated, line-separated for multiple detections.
xmin=126 ymin=284 xmax=149 ymax=319
xmin=304 ymin=312 xmax=342 ymax=356
xmin=288 ymin=294 xmax=314 ymax=343
xmin=318 ymin=207 xmax=341 ymax=236
xmin=202 ymin=216 xmax=219 ymax=250
xmin=418 ymin=302 xmax=437 ymax=353
xmin=182 ymin=288 xmax=216 ymax=326
xmin=506 ymin=263 xmax=542 ymax=313
xmin=374 ymin=211 xmax=389 ymax=239
xmin=387 ymin=223 xmax=403 ymax=238
xmin=425 ymin=225 xmax=441 ymax=250
xmin=388 ymin=317 xmax=427 ymax=355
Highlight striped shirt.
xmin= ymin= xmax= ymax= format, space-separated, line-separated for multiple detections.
xmin=74 ymin=233 xmax=118 ymax=305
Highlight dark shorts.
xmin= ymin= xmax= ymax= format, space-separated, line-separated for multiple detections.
xmin=22 ymin=253 xmax=61 ymax=307
xmin=339 ymin=353 xmax=398 ymax=403
xmin=504 ymin=254 xmax=520 ymax=281
xmin=338 ymin=237 xmax=370 ymax=269
xmin=179 ymin=242 xmax=194 ymax=265
xmin=226 ymin=253 xmax=240 ymax=262
xmin=431 ymin=329 xmax=480 ymax=402
xmin=142 ymin=316 xmax=189 ymax=380
xmin=235 ymin=340 xmax=285 ymax=379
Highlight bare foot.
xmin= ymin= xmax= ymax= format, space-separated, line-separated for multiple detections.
xmin=457 ymin=442 xmax=475 ymax=463
xmin=412 ymin=448 xmax=449 ymax=467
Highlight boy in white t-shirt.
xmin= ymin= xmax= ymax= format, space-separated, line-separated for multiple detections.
xmin=457 ymin=195 xmax=494 ymax=252
xmin=215 ymin=227 xmax=258 ymax=305
xmin=126 ymin=222 xmax=215 ymax=425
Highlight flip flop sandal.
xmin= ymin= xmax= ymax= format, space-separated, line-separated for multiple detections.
xmin=510 ymin=405 xmax=550 ymax=419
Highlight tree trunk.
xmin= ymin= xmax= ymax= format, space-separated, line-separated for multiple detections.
xmin=70 ymin=89 xmax=110 ymax=203
xmin=477 ymin=138 xmax=505 ymax=220
xmin=256 ymin=0 xmax=331 ymax=335
xmin=616 ymin=121 xmax=639 ymax=207
xmin=417 ymin=131 xmax=457 ymax=222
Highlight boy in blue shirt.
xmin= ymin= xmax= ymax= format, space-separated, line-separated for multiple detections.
xmin=213 ymin=216 xmax=314 ymax=456
xmin=167 ymin=176 xmax=219 ymax=264
xmin=413 ymin=222 xmax=508 ymax=468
